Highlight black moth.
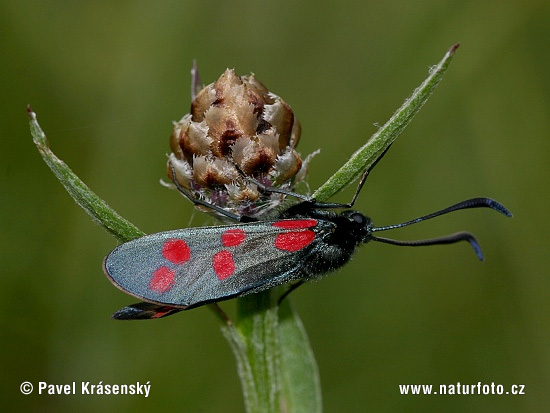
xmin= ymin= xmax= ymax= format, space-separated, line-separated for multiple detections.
xmin=103 ymin=148 xmax=511 ymax=320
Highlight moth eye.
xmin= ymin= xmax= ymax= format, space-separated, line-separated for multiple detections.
xmin=350 ymin=212 xmax=367 ymax=226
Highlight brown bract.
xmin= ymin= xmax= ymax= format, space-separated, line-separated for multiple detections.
xmin=168 ymin=69 xmax=313 ymax=219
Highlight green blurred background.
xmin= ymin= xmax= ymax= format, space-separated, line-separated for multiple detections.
xmin=2 ymin=1 xmax=549 ymax=411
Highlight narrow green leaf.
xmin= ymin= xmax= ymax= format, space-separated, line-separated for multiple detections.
xmin=220 ymin=323 xmax=256 ymax=411
xmin=28 ymin=107 xmax=144 ymax=242
xmin=313 ymin=43 xmax=460 ymax=202
xmin=278 ymin=299 xmax=322 ymax=412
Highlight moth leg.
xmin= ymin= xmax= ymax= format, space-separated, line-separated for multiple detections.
xmin=209 ymin=303 xmax=233 ymax=326
xmin=277 ymin=280 xmax=305 ymax=305
xmin=311 ymin=144 xmax=393 ymax=209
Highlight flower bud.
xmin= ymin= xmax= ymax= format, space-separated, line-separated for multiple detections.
xmin=168 ymin=67 xmax=314 ymax=219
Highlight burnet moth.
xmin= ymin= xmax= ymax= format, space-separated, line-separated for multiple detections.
xmin=103 ymin=148 xmax=511 ymax=320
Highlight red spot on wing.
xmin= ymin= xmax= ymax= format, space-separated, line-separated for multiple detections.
xmin=149 ymin=266 xmax=176 ymax=293
xmin=274 ymin=230 xmax=315 ymax=252
xmin=213 ymin=250 xmax=236 ymax=280
xmin=221 ymin=228 xmax=246 ymax=247
xmin=272 ymin=219 xmax=317 ymax=229
xmin=162 ymin=239 xmax=190 ymax=264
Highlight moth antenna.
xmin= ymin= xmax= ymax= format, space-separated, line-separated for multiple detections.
xmin=372 ymin=197 xmax=511 ymax=233
xmin=372 ymin=231 xmax=484 ymax=260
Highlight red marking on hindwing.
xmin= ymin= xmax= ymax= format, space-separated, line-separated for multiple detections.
xmin=152 ymin=307 xmax=174 ymax=318
xmin=149 ymin=266 xmax=175 ymax=293
xmin=274 ymin=230 xmax=315 ymax=252
xmin=221 ymin=228 xmax=246 ymax=247
xmin=272 ymin=219 xmax=317 ymax=229
xmin=162 ymin=239 xmax=190 ymax=264
xmin=213 ymin=250 xmax=235 ymax=280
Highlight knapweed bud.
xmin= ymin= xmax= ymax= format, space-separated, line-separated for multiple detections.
xmin=168 ymin=67 xmax=315 ymax=220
